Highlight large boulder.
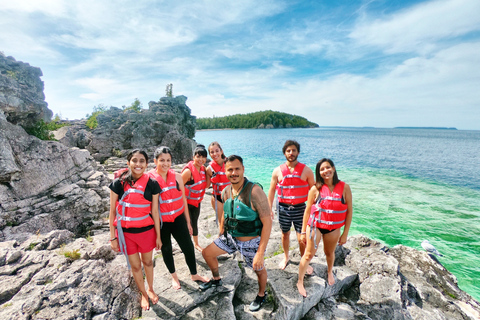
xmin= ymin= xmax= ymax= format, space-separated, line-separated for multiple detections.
xmin=0 ymin=53 xmax=52 ymax=128
xmin=54 ymin=96 xmax=197 ymax=163
xmin=0 ymin=110 xmax=110 ymax=242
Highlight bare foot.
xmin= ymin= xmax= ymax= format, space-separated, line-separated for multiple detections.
xmin=194 ymin=244 xmax=203 ymax=252
xmin=296 ymin=282 xmax=307 ymax=297
xmin=171 ymin=274 xmax=181 ymax=290
xmin=306 ymin=265 xmax=314 ymax=275
xmin=279 ymin=257 xmax=290 ymax=270
xmin=141 ymin=294 xmax=150 ymax=310
xmin=191 ymin=274 xmax=209 ymax=283
xmin=147 ymin=289 xmax=159 ymax=305
xmin=327 ymin=271 xmax=336 ymax=286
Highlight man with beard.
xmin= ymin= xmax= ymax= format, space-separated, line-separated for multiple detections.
xmin=201 ymin=155 xmax=272 ymax=312
xmin=268 ymin=140 xmax=315 ymax=271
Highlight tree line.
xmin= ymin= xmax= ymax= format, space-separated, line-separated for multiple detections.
xmin=196 ymin=110 xmax=318 ymax=130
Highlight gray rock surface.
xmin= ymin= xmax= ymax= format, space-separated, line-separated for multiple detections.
xmin=1 ymin=193 xmax=479 ymax=320
xmin=54 ymin=96 xmax=197 ymax=163
xmin=0 ymin=110 xmax=110 ymax=242
xmin=0 ymin=53 xmax=52 ymax=128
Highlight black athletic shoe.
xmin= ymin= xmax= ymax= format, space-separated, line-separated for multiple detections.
xmin=199 ymin=278 xmax=223 ymax=291
xmin=249 ymin=292 xmax=267 ymax=312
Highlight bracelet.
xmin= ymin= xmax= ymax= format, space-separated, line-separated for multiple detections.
xmin=301 ymin=232 xmax=306 ymax=235
xmin=109 ymin=237 xmax=117 ymax=242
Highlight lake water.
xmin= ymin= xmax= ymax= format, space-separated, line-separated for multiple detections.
xmin=194 ymin=127 xmax=480 ymax=301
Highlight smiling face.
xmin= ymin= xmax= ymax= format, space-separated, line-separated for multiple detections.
xmin=208 ymin=144 xmax=223 ymax=163
xmin=319 ymin=161 xmax=335 ymax=181
xmin=154 ymin=152 xmax=172 ymax=174
xmin=193 ymin=154 xmax=207 ymax=168
xmin=127 ymin=152 xmax=147 ymax=178
xmin=284 ymin=145 xmax=299 ymax=163
xmin=225 ymin=159 xmax=244 ymax=185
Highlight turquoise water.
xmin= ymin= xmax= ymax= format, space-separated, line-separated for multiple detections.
xmin=194 ymin=127 xmax=480 ymax=301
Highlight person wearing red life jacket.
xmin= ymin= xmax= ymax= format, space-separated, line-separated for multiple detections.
xmin=109 ymin=149 xmax=162 ymax=311
xmin=149 ymin=146 xmax=209 ymax=290
xmin=297 ymin=158 xmax=353 ymax=297
xmin=181 ymin=144 xmax=209 ymax=252
xmin=206 ymin=141 xmax=230 ymax=231
xmin=267 ymin=140 xmax=315 ymax=271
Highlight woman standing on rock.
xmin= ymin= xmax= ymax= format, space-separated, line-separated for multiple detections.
xmin=181 ymin=144 xmax=209 ymax=251
xmin=109 ymin=149 xmax=162 ymax=311
xmin=297 ymin=158 xmax=353 ymax=297
xmin=206 ymin=141 xmax=230 ymax=230
xmin=149 ymin=146 xmax=209 ymax=289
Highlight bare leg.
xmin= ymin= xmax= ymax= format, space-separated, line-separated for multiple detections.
xmin=128 ymin=253 xmax=150 ymax=310
xmin=193 ymin=235 xmax=203 ymax=252
xmin=140 ymin=251 xmax=158 ymax=304
xmin=296 ymin=232 xmax=313 ymax=275
xmin=279 ymin=230 xmax=290 ymax=269
xmin=202 ymin=241 xmax=228 ymax=280
xmin=322 ymin=228 xmax=341 ymax=286
xmin=255 ymin=268 xmax=268 ymax=297
xmin=297 ymin=226 xmax=321 ymax=297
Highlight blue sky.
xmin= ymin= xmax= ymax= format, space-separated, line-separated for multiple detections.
xmin=1 ymin=0 xmax=479 ymax=129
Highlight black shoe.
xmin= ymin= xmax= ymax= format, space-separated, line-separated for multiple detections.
xmin=249 ymin=292 xmax=267 ymax=311
xmin=199 ymin=278 xmax=223 ymax=291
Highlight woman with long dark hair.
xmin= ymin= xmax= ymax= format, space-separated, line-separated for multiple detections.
xmin=206 ymin=141 xmax=230 ymax=230
xmin=181 ymin=144 xmax=209 ymax=251
xmin=297 ymin=158 xmax=353 ymax=297
xmin=109 ymin=149 xmax=162 ymax=310
xmin=149 ymin=146 xmax=208 ymax=289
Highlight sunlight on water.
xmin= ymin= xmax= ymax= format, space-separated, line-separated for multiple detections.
xmin=195 ymin=128 xmax=480 ymax=300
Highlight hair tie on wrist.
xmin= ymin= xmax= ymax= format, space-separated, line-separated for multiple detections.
xmin=109 ymin=237 xmax=117 ymax=242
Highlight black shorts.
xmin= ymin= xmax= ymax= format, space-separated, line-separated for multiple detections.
xmin=214 ymin=194 xmax=223 ymax=203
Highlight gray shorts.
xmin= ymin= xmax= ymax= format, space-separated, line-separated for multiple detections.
xmin=214 ymin=233 xmax=262 ymax=269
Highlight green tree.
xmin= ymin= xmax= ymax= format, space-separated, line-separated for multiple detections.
xmin=86 ymin=104 xmax=108 ymax=129
xmin=123 ymin=98 xmax=142 ymax=112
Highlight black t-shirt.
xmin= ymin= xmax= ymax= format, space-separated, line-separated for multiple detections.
xmin=109 ymin=176 xmax=161 ymax=201
xmin=109 ymin=176 xmax=161 ymax=233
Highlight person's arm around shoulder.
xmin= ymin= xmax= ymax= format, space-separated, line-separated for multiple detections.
xmin=300 ymin=185 xmax=318 ymax=246
xmin=218 ymin=187 xmax=229 ymax=235
xmin=267 ymin=167 xmax=280 ymax=219
xmin=250 ymin=185 xmax=272 ymax=271
xmin=339 ymin=183 xmax=353 ymax=245
xmin=149 ymin=178 xmax=162 ymax=251
xmin=181 ymin=167 xmax=192 ymax=185
xmin=204 ymin=165 xmax=211 ymax=189
xmin=176 ymin=172 xmax=192 ymax=235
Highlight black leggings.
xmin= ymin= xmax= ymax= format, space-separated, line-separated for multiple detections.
xmin=188 ymin=204 xmax=201 ymax=236
xmin=160 ymin=213 xmax=197 ymax=275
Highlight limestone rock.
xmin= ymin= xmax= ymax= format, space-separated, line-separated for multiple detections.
xmin=0 ymin=53 xmax=52 ymax=128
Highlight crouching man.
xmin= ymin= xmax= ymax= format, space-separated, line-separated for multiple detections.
xmin=200 ymin=155 xmax=272 ymax=312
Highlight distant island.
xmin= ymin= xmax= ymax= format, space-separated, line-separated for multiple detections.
xmin=394 ymin=127 xmax=458 ymax=130
xmin=196 ymin=110 xmax=319 ymax=130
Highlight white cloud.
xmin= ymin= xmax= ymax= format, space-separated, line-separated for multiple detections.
xmin=350 ymin=0 xmax=480 ymax=54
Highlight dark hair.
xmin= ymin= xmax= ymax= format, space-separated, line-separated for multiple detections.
xmin=193 ymin=144 xmax=208 ymax=158
xmin=315 ymin=158 xmax=339 ymax=189
xmin=208 ymin=141 xmax=226 ymax=160
xmin=282 ymin=140 xmax=300 ymax=154
xmin=120 ymin=149 xmax=148 ymax=186
xmin=154 ymin=146 xmax=172 ymax=159
xmin=225 ymin=154 xmax=243 ymax=165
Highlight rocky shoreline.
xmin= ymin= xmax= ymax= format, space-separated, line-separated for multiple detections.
xmin=1 ymin=188 xmax=479 ymax=319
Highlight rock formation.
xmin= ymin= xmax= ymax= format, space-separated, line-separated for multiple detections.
xmin=1 ymin=194 xmax=479 ymax=320
xmin=0 ymin=53 xmax=52 ymax=128
xmin=54 ymin=96 xmax=197 ymax=163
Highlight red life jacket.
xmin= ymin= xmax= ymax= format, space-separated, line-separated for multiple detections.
xmin=208 ymin=161 xmax=230 ymax=196
xmin=114 ymin=167 xmax=129 ymax=179
xmin=114 ymin=173 xmax=154 ymax=229
xmin=276 ymin=162 xmax=309 ymax=205
xmin=149 ymin=169 xmax=184 ymax=224
xmin=182 ymin=161 xmax=206 ymax=207
xmin=309 ymin=181 xmax=347 ymax=230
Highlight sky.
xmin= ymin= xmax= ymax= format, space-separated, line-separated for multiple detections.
xmin=1 ymin=0 xmax=479 ymax=130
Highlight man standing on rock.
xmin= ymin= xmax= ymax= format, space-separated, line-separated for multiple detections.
xmin=200 ymin=155 xmax=272 ymax=312
xmin=268 ymin=140 xmax=315 ymax=271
